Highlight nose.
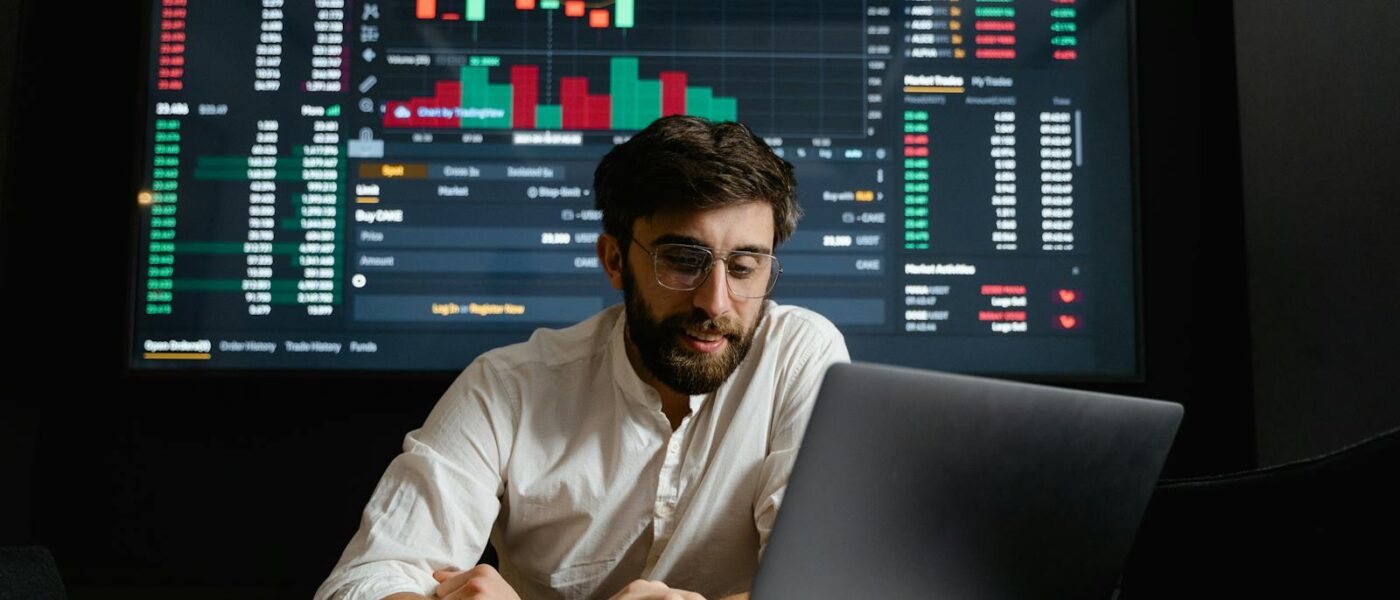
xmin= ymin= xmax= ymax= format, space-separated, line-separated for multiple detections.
xmin=692 ymin=261 xmax=736 ymax=320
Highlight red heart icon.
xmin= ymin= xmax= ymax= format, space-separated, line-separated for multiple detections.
xmin=1058 ymin=315 xmax=1078 ymax=329
xmin=1058 ymin=289 xmax=1077 ymax=303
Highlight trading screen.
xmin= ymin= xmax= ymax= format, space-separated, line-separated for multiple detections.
xmin=133 ymin=0 xmax=1137 ymax=376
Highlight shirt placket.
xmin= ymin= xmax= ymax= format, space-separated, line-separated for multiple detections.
xmin=644 ymin=407 xmax=696 ymax=570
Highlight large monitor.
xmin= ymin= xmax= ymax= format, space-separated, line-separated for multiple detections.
xmin=132 ymin=0 xmax=1137 ymax=377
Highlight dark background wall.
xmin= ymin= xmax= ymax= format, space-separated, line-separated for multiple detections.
xmin=1 ymin=0 xmax=1393 ymax=596
xmin=0 ymin=0 xmax=24 ymax=550
xmin=1233 ymin=0 xmax=1400 ymax=466
xmin=0 ymin=0 xmax=14 ymax=201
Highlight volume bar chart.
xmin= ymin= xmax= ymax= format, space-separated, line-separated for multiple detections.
xmin=383 ymin=57 xmax=738 ymax=130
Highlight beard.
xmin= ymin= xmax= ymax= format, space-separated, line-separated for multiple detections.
xmin=622 ymin=265 xmax=766 ymax=395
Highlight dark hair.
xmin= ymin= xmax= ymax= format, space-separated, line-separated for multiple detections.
xmin=593 ymin=115 xmax=800 ymax=248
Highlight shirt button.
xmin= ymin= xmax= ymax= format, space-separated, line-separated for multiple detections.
xmin=655 ymin=502 xmax=674 ymax=518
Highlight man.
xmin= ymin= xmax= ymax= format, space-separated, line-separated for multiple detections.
xmin=316 ymin=116 xmax=850 ymax=600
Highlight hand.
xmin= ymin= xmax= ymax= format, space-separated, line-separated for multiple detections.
xmin=432 ymin=564 xmax=522 ymax=600
xmin=607 ymin=579 xmax=707 ymax=600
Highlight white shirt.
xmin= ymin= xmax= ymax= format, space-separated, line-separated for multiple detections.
xmin=315 ymin=301 xmax=850 ymax=600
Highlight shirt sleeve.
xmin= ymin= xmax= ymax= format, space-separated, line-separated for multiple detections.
xmin=752 ymin=316 xmax=851 ymax=559
xmin=315 ymin=356 xmax=518 ymax=600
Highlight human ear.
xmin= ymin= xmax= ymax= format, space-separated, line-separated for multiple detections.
xmin=597 ymin=233 xmax=625 ymax=290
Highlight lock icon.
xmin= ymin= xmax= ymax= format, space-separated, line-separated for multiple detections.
xmin=348 ymin=127 xmax=384 ymax=158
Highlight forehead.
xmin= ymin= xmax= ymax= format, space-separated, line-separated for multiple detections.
xmin=634 ymin=201 xmax=776 ymax=252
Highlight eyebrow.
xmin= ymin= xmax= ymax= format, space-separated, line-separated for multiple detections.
xmin=650 ymin=233 xmax=772 ymax=255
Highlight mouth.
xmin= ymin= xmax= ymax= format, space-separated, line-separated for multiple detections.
xmin=680 ymin=328 xmax=729 ymax=353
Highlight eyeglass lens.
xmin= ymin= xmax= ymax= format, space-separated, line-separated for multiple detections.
xmin=652 ymin=244 xmax=777 ymax=298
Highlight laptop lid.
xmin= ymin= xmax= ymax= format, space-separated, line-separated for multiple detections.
xmin=752 ymin=362 xmax=1183 ymax=600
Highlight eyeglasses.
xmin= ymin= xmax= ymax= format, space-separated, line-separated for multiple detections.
xmin=631 ymin=239 xmax=782 ymax=299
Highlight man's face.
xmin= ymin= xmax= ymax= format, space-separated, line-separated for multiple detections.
xmin=610 ymin=202 xmax=776 ymax=395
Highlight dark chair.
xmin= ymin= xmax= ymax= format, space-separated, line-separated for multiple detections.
xmin=0 ymin=545 xmax=66 ymax=600
xmin=1120 ymin=425 xmax=1400 ymax=597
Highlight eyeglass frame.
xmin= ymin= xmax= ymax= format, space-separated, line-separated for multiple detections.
xmin=629 ymin=238 xmax=783 ymax=299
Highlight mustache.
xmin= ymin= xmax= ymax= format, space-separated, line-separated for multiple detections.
xmin=664 ymin=310 xmax=745 ymax=339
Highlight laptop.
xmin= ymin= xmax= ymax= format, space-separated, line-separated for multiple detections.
xmin=752 ymin=362 xmax=1183 ymax=600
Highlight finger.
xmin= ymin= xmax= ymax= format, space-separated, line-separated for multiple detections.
xmin=468 ymin=564 xmax=501 ymax=579
xmin=433 ymin=568 xmax=461 ymax=582
xmin=443 ymin=584 xmax=483 ymax=600
xmin=442 ymin=571 xmax=500 ymax=600
xmin=435 ymin=570 xmax=475 ymax=597
xmin=611 ymin=579 xmax=659 ymax=599
xmin=437 ymin=564 xmax=501 ymax=597
xmin=443 ymin=585 xmax=483 ymax=600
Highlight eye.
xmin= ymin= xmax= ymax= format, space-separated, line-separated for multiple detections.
xmin=727 ymin=254 xmax=764 ymax=278
xmin=658 ymin=247 xmax=708 ymax=272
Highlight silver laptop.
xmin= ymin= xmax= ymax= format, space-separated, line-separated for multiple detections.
xmin=752 ymin=362 xmax=1182 ymax=599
